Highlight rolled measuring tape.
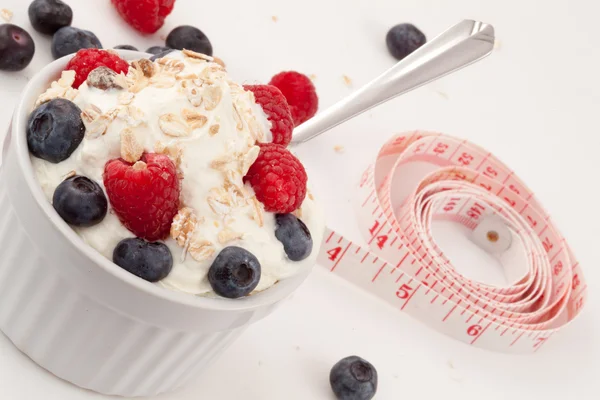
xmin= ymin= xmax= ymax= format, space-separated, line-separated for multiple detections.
xmin=317 ymin=131 xmax=586 ymax=354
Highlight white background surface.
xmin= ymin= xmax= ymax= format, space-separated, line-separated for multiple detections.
xmin=1 ymin=0 xmax=600 ymax=398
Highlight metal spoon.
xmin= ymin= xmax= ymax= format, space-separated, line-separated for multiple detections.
xmin=291 ymin=20 xmax=495 ymax=145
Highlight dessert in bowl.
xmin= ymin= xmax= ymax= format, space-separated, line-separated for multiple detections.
xmin=0 ymin=49 xmax=323 ymax=397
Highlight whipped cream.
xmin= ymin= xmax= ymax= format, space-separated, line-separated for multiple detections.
xmin=31 ymin=50 xmax=324 ymax=295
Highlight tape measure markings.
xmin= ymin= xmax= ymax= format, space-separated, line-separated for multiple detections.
xmin=317 ymin=131 xmax=586 ymax=354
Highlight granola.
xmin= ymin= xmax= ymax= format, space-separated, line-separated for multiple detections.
xmin=132 ymin=59 xmax=155 ymax=78
xmin=250 ymin=197 xmax=264 ymax=227
xmin=83 ymin=106 xmax=119 ymax=139
xmin=159 ymin=113 xmax=191 ymax=137
xmin=1 ymin=8 xmax=12 ymax=22
xmin=182 ymin=49 xmax=213 ymax=61
xmin=154 ymin=141 xmax=183 ymax=167
xmin=35 ymin=70 xmax=78 ymax=107
xmin=117 ymin=105 xmax=145 ymax=128
xmin=157 ymin=57 xmax=185 ymax=75
xmin=86 ymin=67 xmax=127 ymax=90
xmin=207 ymin=187 xmax=232 ymax=216
xmin=171 ymin=207 xmax=199 ymax=246
xmin=203 ymin=85 xmax=222 ymax=111
xmin=182 ymin=109 xmax=208 ymax=129
xmin=188 ymin=239 xmax=215 ymax=262
xmin=218 ymin=228 xmax=243 ymax=244
xmin=120 ymin=128 xmax=143 ymax=162
xmin=209 ymin=124 xmax=220 ymax=136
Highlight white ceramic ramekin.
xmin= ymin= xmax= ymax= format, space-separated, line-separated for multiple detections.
xmin=0 ymin=51 xmax=312 ymax=397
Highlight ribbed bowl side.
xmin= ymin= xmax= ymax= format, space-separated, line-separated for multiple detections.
xmin=0 ymin=178 xmax=245 ymax=397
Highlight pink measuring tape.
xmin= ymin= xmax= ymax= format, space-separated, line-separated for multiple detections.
xmin=317 ymin=131 xmax=586 ymax=354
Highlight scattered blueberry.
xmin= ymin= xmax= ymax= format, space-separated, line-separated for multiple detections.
xmin=146 ymin=45 xmax=171 ymax=56
xmin=27 ymin=98 xmax=85 ymax=163
xmin=52 ymin=26 xmax=102 ymax=59
xmin=166 ymin=25 xmax=212 ymax=56
xmin=330 ymin=356 xmax=378 ymax=400
xmin=113 ymin=238 xmax=173 ymax=282
xmin=208 ymin=246 xmax=261 ymax=298
xmin=53 ymin=175 xmax=108 ymax=227
xmin=28 ymin=0 xmax=73 ymax=35
xmin=275 ymin=214 xmax=313 ymax=261
xmin=0 ymin=24 xmax=35 ymax=71
xmin=386 ymin=23 xmax=426 ymax=61
xmin=149 ymin=48 xmax=174 ymax=61
xmin=114 ymin=44 xmax=138 ymax=51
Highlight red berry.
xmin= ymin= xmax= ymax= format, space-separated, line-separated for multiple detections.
xmin=244 ymin=84 xmax=294 ymax=147
xmin=243 ymin=143 xmax=307 ymax=213
xmin=269 ymin=71 xmax=318 ymax=127
xmin=104 ymin=153 xmax=180 ymax=242
xmin=111 ymin=0 xmax=176 ymax=34
xmin=65 ymin=49 xmax=129 ymax=89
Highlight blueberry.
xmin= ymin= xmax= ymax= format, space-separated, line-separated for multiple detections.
xmin=0 ymin=24 xmax=35 ymax=71
xmin=146 ymin=45 xmax=171 ymax=56
xmin=113 ymin=238 xmax=173 ymax=282
xmin=275 ymin=214 xmax=313 ymax=261
xmin=28 ymin=0 xmax=73 ymax=35
xmin=330 ymin=356 xmax=378 ymax=400
xmin=166 ymin=25 xmax=212 ymax=56
xmin=52 ymin=26 xmax=102 ymax=59
xmin=208 ymin=246 xmax=261 ymax=298
xmin=114 ymin=44 xmax=138 ymax=51
xmin=27 ymin=98 xmax=85 ymax=163
xmin=149 ymin=48 xmax=174 ymax=61
xmin=386 ymin=23 xmax=426 ymax=61
xmin=53 ymin=175 xmax=108 ymax=227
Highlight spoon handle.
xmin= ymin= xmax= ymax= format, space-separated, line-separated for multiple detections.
xmin=291 ymin=20 xmax=495 ymax=145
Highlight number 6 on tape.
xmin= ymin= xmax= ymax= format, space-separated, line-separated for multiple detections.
xmin=317 ymin=131 xmax=587 ymax=354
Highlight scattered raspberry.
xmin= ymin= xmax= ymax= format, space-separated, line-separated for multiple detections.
xmin=65 ymin=49 xmax=129 ymax=89
xmin=269 ymin=71 xmax=318 ymax=126
xmin=111 ymin=0 xmax=176 ymax=34
xmin=244 ymin=143 xmax=307 ymax=213
xmin=243 ymin=84 xmax=294 ymax=147
xmin=104 ymin=153 xmax=180 ymax=242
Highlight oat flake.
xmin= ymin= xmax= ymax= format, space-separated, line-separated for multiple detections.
xmin=1 ymin=8 xmax=13 ymax=22
xmin=159 ymin=113 xmax=191 ymax=137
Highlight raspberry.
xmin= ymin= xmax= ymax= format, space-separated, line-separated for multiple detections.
xmin=244 ymin=85 xmax=294 ymax=146
xmin=111 ymin=0 xmax=176 ymax=34
xmin=104 ymin=153 xmax=180 ymax=242
xmin=243 ymin=143 xmax=307 ymax=213
xmin=65 ymin=49 xmax=129 ymax=88
xmin=269 ymin=71 xmax=318 ymax=127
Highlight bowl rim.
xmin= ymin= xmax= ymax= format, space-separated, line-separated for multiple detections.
xmin=10 ymin=49 xmax=310 ymax=313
